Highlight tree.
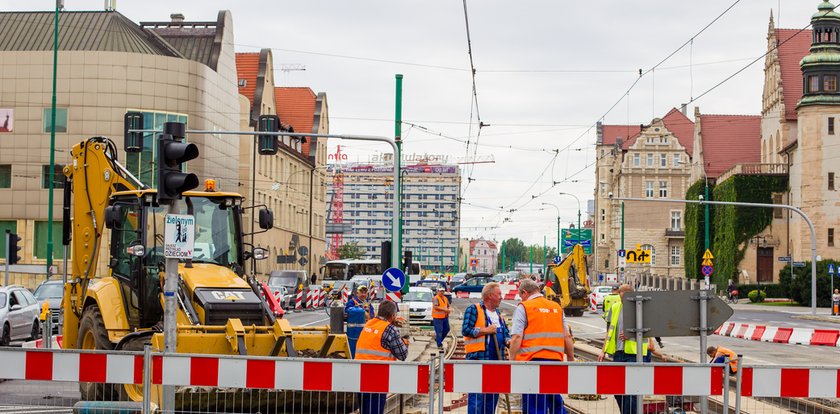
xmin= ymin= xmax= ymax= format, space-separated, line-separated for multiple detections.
xmin=338 ymin=242 xmax=365 ymax=260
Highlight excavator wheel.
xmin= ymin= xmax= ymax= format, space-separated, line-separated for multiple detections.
xmin=77 ymin=305 xmax=117 ymax=401
xmin=115 ymin=332 xmax=155 ymax=402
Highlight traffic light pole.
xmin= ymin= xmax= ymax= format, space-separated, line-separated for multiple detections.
xmin=617 ymin=196 xmax=819 ymax=316
xmin=4 ymin=231 xmax=9 ymax=286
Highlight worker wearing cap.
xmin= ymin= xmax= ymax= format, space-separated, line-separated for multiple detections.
xmin=510 ymin=278 xmax=574 ymax=414
xmin=346 ymin=285 xmax=374 ymax=320
xmin=707 ymin=345 xmax=738 ymax=375
xmin=432 ymin=286 xmax=451 ymax=352
xmin=355 ymin=300 xmax=409 ymax=414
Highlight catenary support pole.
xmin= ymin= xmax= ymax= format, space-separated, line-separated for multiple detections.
xmin=45 ymin=0 xmax=61 ymax=281
xmin=699 ymin=289 xmax=709 ymax=414
xmin=395 ymin=74 xmax=404 ymax=273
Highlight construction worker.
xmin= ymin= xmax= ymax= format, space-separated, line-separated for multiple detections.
xmin=432 ymin=286 xmax=451 ymax=352
xmin=355 ymin=300 xmax=408 ymax=414
xmin=707 ymin=345 xmax=738 ymax=375
xmin=602 ymin=285 xmax=620 ymax=320
xmin=346 ymin=285 xmax=374 ymax=320
xmin=598 ymin=284 xmax=649 ymax=414
xmin=462 ymin=282 xmax=511 ymax=414
xmin=510 ymin=278 xmax=574 ymax=414
xmin=832 ymin=288 xmax=840 ymax=316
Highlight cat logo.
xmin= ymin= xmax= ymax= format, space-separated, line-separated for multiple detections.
xmin=211 ymin=291 xmax=246 ymax=301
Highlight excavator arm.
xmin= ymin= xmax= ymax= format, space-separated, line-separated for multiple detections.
xmin=63 ymin=137 xmax=147 ymax=314
xmin=547 ymin=244 xmax=591 ymax=309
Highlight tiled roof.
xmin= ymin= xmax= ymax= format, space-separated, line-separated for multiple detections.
xmin=235 ymin=52 xmax=260 ymax=104
xmin=776 ymin=28 xmax=812 ymax=121
xmin=599 ymin=124 xmax=641 ymax=148
xmin=659 ymin=108 xmax=695 ymax=156
xmin=0 ymin=11 xmax=176 ymax=55
xmin=698 ymin=114 xmax=761 ymax=179
xmin=469 ymin=239 xmax=497 ymax=251
xmin=276 ymin=87 xmax=317 ymax=157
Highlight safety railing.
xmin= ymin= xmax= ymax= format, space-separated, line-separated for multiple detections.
xmin=0 ymin=347 xmax=838 ymax=413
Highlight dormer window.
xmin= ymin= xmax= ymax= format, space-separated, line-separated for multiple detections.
xmin=825 ymin=75 xmax=837 ymax=92
xmin=809 ymin=75 xmax=821 ymax=93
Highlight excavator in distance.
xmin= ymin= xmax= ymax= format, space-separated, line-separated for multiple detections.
xmin=543 ymin=244 xmax=591 ymax=316
xmin=61 ymin=127 xmax=350 ymax=408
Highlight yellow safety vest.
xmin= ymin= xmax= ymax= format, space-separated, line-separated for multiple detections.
xmin=602 ymin=293 xmax=620 ymax=320
xmin=604 ymin=302 xmax=648 ymax=356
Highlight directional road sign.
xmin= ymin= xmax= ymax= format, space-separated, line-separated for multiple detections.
xmin=561 ymin=228 xmax=593 ymax=254
xmin=381 ymin=267 xmax=406 ymax=292
xmin=625 ymin=244 xmax=652 ymax=264
xmin=622 ymin=290 xmax=733 ymax=338
xmin=793 ymin=261 xmax=807 ymax=268
xmin=778 ymin=256 xmax=792 ymax=262
xmin=701 ymin=265 xmax=714 ymax=276
xmin=829 ymin=263 xmax=836 ymax=275
xmin=553 ymin=256 xmax=562 ymax=264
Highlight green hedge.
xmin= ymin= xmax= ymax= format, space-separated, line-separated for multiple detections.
xmin=747 ymin=290 xmax=767 ymax=302
xmin=779 ymin=260 xmax=839 ymax=307
xmin=737 ymin=283 xmax=785 ymax=298
xmin=684 ymin=180 xmax=711 ymax=281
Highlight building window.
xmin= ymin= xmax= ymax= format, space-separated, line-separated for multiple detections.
xmin=825 ymin=75 xmax=837 ymax=92
xmin=42 ymin=108 xmax=68 ymax=133
xmin=633 ymin=153 xmax=640 ymax=166
xmin=673 ymin=154 xmax=681 ymax=167
xmin=34 ymin=221 xmax=65 ymax=259
xmin=647 ymin=153 xmax=653 ymax=167
xmin=124 ymin=111 xmax=188 ymax=187
xmin=830 ymin=228 xmax=836 ymax=247
xmin=671 ymin=211 xmax=682 ymax=231
xmin=773 ymin=194 xmax=783 ymax=218
xmin=809 ymin=75 xmax=820 ymax=93
xmin=660 ymin=153 xmax=667 ymax=167
xmin=830 ymin=117 xmax=835 ymax=135
xmin=642 ymin=244 xmax=655 ymax=265
xmin=600 ymin=209 xmax=605 ymax=222
xmin=645 ymin=181 xmax=654 ymax=198
xmin=41 ymin=165 xmax=65 ymax=189
xmin=670 ymin=245 xmax=681 ymax=266
xmin=0 ymin=165 xmax=10 ymax=188
xmin=659 ymin=181 xmax=668 ymax=198
xmin=830 ymin=172 xmax=835 ymax=190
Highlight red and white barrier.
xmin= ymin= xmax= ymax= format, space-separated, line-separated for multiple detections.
xmin=295 ymin=289 xmax=303 ymax=311
xmin=22 ymin=335 xmax=63 ymax=349
xmin=0 ymin=349 xmax=430 ymax=394
xmin=444 ymin=362 xmax=727 ymax=396
xmin=715 ymin=322 xmax=840 ymax=347
xmin=590 ymin=296 xmax=597 ymax=312
xmin=319 ymin=289 xmax=327 ymax=308
xmin=742 ymin=367 xmax=840 ymax=398
xmin=341 ymin=286 xmax=350 ymax=303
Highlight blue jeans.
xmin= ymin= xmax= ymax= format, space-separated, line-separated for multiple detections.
xmin=468 ymin=393 xmax=500 ymax=414
xmin=433 ymin=318 xmax=450 ymax=347
xmin=522 ymin=358 xmax=567 ymax=414
xmin=612 ymin=351 xmax=639 ymax=414
xmin=358 ymin=392 xmax=387 ymax=414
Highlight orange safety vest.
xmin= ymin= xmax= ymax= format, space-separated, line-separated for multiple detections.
xmin=515 ymin=297 xmax=566 ymax=361
xmin=463 ymin=303 xmax=487 ymax=354
xmin=715 ymin=346 xmax=738 ymax=373
xmin=432 ymin=293 xmax=449 ymax=319
xmin=354 ymin=318 xmax=396 ymax=361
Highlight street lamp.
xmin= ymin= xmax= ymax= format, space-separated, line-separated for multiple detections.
xmin=541 ymin=202 xmax=561 ymax=257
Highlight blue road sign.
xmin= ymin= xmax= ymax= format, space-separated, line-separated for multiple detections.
xmin=553 ymin=256 xmax=562 ymax=264
xmin=778 ymin=256 xmax=791 ymax=262
xmin=701 ymin=265 xmax=714 ymax=276
xmin=829 ymin=264 xmax=836 ymax=275
xmin=381 ymin=267 xmax=406 ymax=292
xmin=793 ymin=261 xmax=807 ymax=268
xmin=599 ymin=273 xmax=604 ymax=282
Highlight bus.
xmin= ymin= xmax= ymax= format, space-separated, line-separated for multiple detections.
xmin=321 ymin=259 xmax=422 ymax=294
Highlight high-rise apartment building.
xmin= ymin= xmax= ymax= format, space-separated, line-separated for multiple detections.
xmin=326 ymin=163 xmax=461 ymax=272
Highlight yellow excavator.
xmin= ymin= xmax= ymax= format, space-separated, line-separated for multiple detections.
xmin=61 ymin=133 xmax=350 ymax=408
xmin=543 ymin=244 xmax=591 ymax=316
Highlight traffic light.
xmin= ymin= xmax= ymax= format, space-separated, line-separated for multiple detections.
xmin=380 ymin=241 xmax=392 ymax=272
xmin=157 ymin=122 xmax=199 ymax=204
xmin=402 ymin=250 xmax=412 ymax=294
xmin=123 ymin=111 xmax=144 ymax=153
xmin=6 ymin=230 xmax=21 ymax=265
xmin=257 ymin=115 xmax=280 ymax=155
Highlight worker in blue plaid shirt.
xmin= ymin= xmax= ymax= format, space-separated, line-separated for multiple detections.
xmin=462 ymin=282 xmax=511 ymax=413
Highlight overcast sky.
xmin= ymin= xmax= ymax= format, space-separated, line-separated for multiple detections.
xmin=4 ymin=0 xmax=818 ymax=245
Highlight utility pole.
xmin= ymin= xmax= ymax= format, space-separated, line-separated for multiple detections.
xmin=394 ymin=74 xmax=403 ymax=273
xmin=46 ymin=0 xmax=62 ymax=280
xmin=501 ymin=241 xmax=506 ymax=273
xmin=529 ymin=245 xmax=533 ymax=274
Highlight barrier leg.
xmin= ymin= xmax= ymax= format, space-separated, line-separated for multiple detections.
xmin=735 ymin=355 xmax=743 ymax=414
xmin=438 ymin=353 xmax=444 ymax=414
xmin=143 ymin=344 xmax=152 ymax=414
xmin=428 ymin=355 xmax=436 ymax=414
xmin=723 ymin=357 xmax=730 ymax=414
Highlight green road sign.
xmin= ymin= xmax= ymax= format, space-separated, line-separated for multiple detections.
xmin=561 ymin=228 xmax=592 ymax=254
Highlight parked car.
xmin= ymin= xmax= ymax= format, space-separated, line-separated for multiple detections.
xmin=267 ymin=270 xmax=308 ymax=309
xmin=0 ymin=285 xmax=41 ymax=346
xmin=449 ymin=273 xmax=467 ymax=289
xmin=452 ymin=276 xmax=494 ymax=294
xmin=590 ymin=285 xmax=615 ymax=310
xmin=405 ymin=287 xmax=434 ymax=324
xmin=415 ymin=279 xmax=449 ymax=292
xmin=424 ymin=273 xmax=445 ymax=281
xmin=33 ymin=280 xmax=63 ymax=333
